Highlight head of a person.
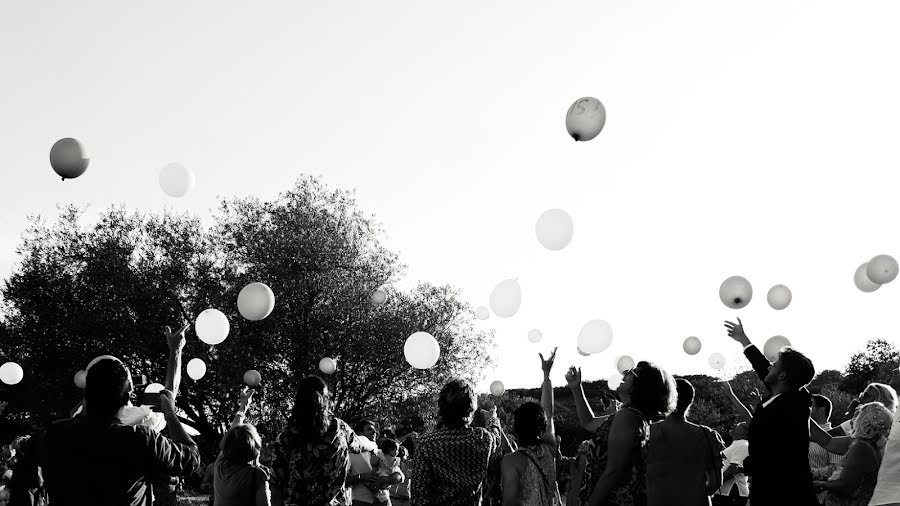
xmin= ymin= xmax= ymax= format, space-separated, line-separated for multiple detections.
xmin=84 ymin=358 xmax=133 ymax=418
xmin=512 ymin=401 xmax=547 ymax=447
xmin=851 ymin=401 xmax=894 ymax=442
xmin=730 ymin=421 xmax=749 ymax=441
xmin=859 ymin=383 xmax=898 ymax=414
xmin=290 ymin=375 xmax=333 ymax=438
xmin=355 ymin=420 xmax=378 ymax=440
xmin=765 ymin=348 xmax=815 ymax=390
xmin=811 ymin=394 xmax=833 ymax=424
xmin=437 ymin=378 xmax=477 ymax=429
xmin=220 ymin=423 xmax=262 ymax=464
xmin=379 ymin=438 xmax=399 ymax=458
xmin=618 ymin=361 xmax=677 ymax=421
xmin=673 ymin=378 xmax=695 ymax=417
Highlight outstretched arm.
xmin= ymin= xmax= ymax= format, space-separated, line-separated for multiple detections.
xmin=725 ymin=319 xmax=771 ymax=390
xmin=164 ymin=324 xmax=189 ymax=400
xmin=723 ymin=381 xmax=752 ymax=421
xmin=540 ymin=347 xmax=558 ymax=442
xmin=809 ymin=419 xmax=852 ymax=455
xmin=566 ymin=366 xmax=608 ymax=433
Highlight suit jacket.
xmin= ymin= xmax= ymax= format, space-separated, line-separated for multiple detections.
xmin=743 ymin=344 xmax=818 ymax=506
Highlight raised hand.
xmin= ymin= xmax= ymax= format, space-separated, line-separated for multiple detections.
xmin=238 ymin=386 xmax=255 ymax=413
xmin=565 ymin=366 xmax=582 ymax=389
xmin=165 ymin=324 xmax=189 ymax=351
xmin=159 ymin=389 xmax=177 ymax=416
xmin=540 ymin=347 xmax=558 ymax=376
xmin=724 ymin=318 xmax=750 ymax=346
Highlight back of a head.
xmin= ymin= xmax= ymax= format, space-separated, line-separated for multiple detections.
xmin=220 ymin=424 xmax=262 ymax=464
xmin=290 ymin=376 xmax=332 ymax=439
xmin=85 ymin=358 xmax=132 ymax=418
xmin=674 ymin=378 xmax=695 ymax=416
xmin=629 ymin=361 xmax=677 ymax=421
xmin=778 ymin=348 xmax=815 ymax=389
xmin=512 ymin=401 xmax=546 ymax=447
xmin=865 ymin=383 xmax=898 ymax=414
xmin=852 ymin=401 xmax=894 ymax=442
xmin=811 ymin=394 xmax=833 ymax=420
xmin=438 ymin=379 xmax=477 ymax=429
xmin=379 ymin=438 xmax=399 ymax=455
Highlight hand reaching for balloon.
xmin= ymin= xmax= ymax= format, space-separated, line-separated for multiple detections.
xmin=165 ymin=324 xmax=190 ymax=351
xmin=238 ymin=386 xmax=255 ymax=413
xmin=724 ymin=318 xmax=751 ymax=347
xmin=540 ymin=347 xmax=558 ymax=377
xmin=565 ymin=366 xmax=582 ymax=389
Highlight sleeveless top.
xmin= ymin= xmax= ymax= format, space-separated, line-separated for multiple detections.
xmin=645 ymin=420 xmax=725 ymax=506
xmin=824 ymin=438 xmax=882 ymax=506
xmin=579 ymin=407 xmax=650 ymax=506
xmin=518 ymin=442 xmax=561 ymax=506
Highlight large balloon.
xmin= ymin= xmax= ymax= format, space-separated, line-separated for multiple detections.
xmin=145 ymin=382 xmax=165 ymax=393
xmin=763 ymin=335 xmax=792 ymax=363
xmin=683 ymin=336 xmax=702 ymax=355
xmin=489 ymin=279 xmax=522 ymax=318
xmin=577 ymin=346 xmax=590 ymax=357
xmin=867 ymin=255 xmax=899 ymax=284
xmin=196 ymin=308 xmax=230 ymax=345
xmin=186 ymin=358 xmax=207 ymax=380
xmin=527 ymin=329 xmax=543 ymax=343
xmin=577 ymin=320 xmax=613 ymax=354
xmin=50 ymin=138 xmax=89 ymax=180
xmin=0 ymin=362 xmax=23 ymax=385
xmin=767 ymin=285 xmax=792 ymax=310
xmin=475 ymin=306 xmax=491 ymax=321
xmin=535 ymin=209 xmax=574 ymax=251
xmin=74 ymin=370 xmax=87 ymax=389
xmin=607 ymin=373 xmax=624 ymax=390
xmin=404 ymin=331 xmax=441 ymax=369
xmin=854 ymin=262 xmax=881 ymax=292
xmin=158 ymin=162 xmax=196 ymax=198
xmin=490 ymin=380 xmax=505 ymax=396
xmin=371 ymin=289 xmax=388 ymax=306
xmin=565 ymin=97 xmax=607 ymax=142
xmin=244 ymin=370 xmax=262 ymax=387
xmin=319 ymin=357 xmax=337 ymax=375
xmin=708 ymin=353 xmax=726 ymax=370
xmin=237 ymin=282 xmax=275 ymax=321
xmin=719 ymin=276 xmax=753 ymax=309
xmin=615 ymin=355 xmax=635 ymax=374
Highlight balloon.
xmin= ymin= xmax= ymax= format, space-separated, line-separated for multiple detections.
xmin=719 ymin=276 xmax=753 ymax=309
xmin=158 ymin=162 xmax=196 ymax=198
xmin=855 ymin=262 xmax=881 ymax=292
xmin=767 ymin=285 xmax=792 ymax=310
xmin=186 ymin=358 xmax=207 ymax=380
xmin=867 ymin=255 xmax=899 ymax=284
xmin=577 ymin=347 xmax=590 ymax=357
xmin=535 ymin=209 xmax=574 ymax=251
xmin=237 ymin=282 xmax=275 ymax=321
xmin=0 ymin=362 xmax=23 ymax=385
xmin=404 ymin=331 xmax=441 ymax=369
xmin=683 ymin=336 xmax=702 ymax=355
xmin=319 ymin=357 xmax=337 ymax=375
xmin=371 ymin=289 xmax=388 ymax=306
xmin=244 ymin=370 xmax=262 ymax=387
xmin=527 ymin=329 xmax=543 ymax=343
xmin=196 ymin=309 xmax=230 ymax=345
xmin=577 ymin=320 xmax=613 ymax=354
xmin=607 ymin=374 xmax=623 ymax=390
xmin=615 ymin=355 xmax=635 ymax=374
xmin=145 ymin=382 xmax=165 ymax=393
xmin=708 ymin=353 xmax=726 ymax=370
xmin=763 ymin=335 xmax=792 ymax=363
xmin=74 ymin=370 xmax=87 ymax=389
xmin=565 ymin=97 xmax=607 ymax=142
xmin=490 ymin=380 xmax=505 ymax=396
xmin=475 ymin=306 xmax=491 ymax=320
xmin=489 ymin=279 xmax=522 ymax=318
xmin=50 ymin=138 xmax=89 ymax=180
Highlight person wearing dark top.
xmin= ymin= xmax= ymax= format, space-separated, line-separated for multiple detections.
xmin=35 ymin=358 xmax=200 ymax=506
xmin=724 ymin=318 xmax=817 ymax=506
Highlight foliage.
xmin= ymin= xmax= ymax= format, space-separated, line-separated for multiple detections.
xmin=840 ymin=339 xmax=899 ymax=395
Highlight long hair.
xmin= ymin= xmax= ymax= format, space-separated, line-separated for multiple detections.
xmin=512 ymin=402 xmax=547 ymax=447
xmin=289 ymin=376 xmax=333 ymax=439
xmin=627 ymin=361 xmax=677 ymax=422
xmin=863 ymin=383 xmax=898 ymax=414
xmin=851 ymin=402 xmax=893 ymax=442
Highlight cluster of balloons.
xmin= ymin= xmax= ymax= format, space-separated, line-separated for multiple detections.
xmin=855 ymin=255 xmax=899 ymax=292
xmin=0 ymin=362 xmax=24 ymax=386
xmin=404 ymin=331 xmax=441 ymax=369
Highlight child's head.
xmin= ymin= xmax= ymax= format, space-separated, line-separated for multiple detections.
xmin=220 ymin=423 xmax=262 ymax=464
xmin=379 ymin=438 xmax=399 ymax=458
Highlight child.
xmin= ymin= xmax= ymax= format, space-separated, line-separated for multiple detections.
xmin=371 ymin=439 xmax=403 ymax=506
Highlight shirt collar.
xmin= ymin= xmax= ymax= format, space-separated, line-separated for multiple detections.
xmin=762 ymin=393 xmax=781 ymax=408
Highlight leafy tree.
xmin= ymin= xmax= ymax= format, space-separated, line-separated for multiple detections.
xmin=840 ymin=339 xmax=899 ymax=395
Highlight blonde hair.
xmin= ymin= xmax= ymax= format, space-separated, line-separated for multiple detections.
xmin=851 ymin=402 xmax=893 ymax=442
xmin=863 ymin=383 xmax=898 ymax=414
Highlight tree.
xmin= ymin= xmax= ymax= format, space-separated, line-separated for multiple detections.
xmin=840 ymin=339 xmax=899 ymax=395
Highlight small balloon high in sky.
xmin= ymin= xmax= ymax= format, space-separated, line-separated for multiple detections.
xmin=49 ymin=138 xmax=89 ymax=181
xmin=565 ymin=97 xmax=606 ymax=142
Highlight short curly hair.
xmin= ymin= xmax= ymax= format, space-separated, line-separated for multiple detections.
xmin=851 ymin=401 xmax=893 ymax=442
xmin=437 ymin=379 xmax=477 ymax=429
xmin=627 ymin=361 xmax=677 ymax=422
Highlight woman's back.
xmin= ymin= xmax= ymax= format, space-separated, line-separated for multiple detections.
xmin=275 ymin=417 xmax=356 ymax=506
xmin=645 ymin=419 xmax=724 ymax=506
xmin=518 ymin=443 xmax=560 ymax=506
xmin=213 ymin=456 xmax=267 ymax=506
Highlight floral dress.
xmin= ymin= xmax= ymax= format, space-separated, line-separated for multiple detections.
xmin=578 ymin=407 xmax=650 ymax=506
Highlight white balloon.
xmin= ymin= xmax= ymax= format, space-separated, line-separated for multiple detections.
xmin=565 ymin=97 xmax=607 ymax=142
xmin=855 ymin=262 xmax=881 ymax=292
xmin=490 ymin=380 xmax=505 ymax=396
xmin=615 ymin=355 xmax=635 ymax=374
xmin=489 ymin=279 xmax=522 ymax=318
xmin=475 ymin=306 xmax=491 ymax=320
xmin=50 ymin=138 xmax=89 ymax=180
xmin=244 ymin=370 xmax=262 ymax=387
xmin=186 ymin=358 xmax=207 ymax=380
xmin=767 ymin=285 xmax=792 ymax=310
xmin=867 ymin=255 xmax=899 ymax=284
xmin=577 ymin=347 xmax=590 ymax=357
xmin=527 ymin=329 xmax=543 ymax=343
xmin=763 ymin=335 xmax=792 ymax=363
xmin=319 ymin=357 xmax=337 ymax=375
xmin=708 ymin=353 xmax=726 ymax=370
xmin=237 ymin=283 xmax=275 ymax=321
xmin=607 ymin=373 xmax=624 ymax=390
xmin=404 ymin=331 xmax=441 ymax=369
xmin=577 ymin=320 xmax=613 ymax=354
xmin=371 ymin=289 xmax=388 ymax=305
xmin=535 ymin=209 xmax=574 ymax=251
xmin=74 ymin=370 xmax=87 ymax=389
xmin=159 ymin=162 xmax=196 ymax=198
xmin=145 ymin=382 xmax=165 ymax=393
xmin=683 ymin=336 xmax=702 ymax=355
xmin=719 ymin=276 xmax=753 ymax=309
xmin=0 ymin=362 xmax=23 ymax=385
xmin=196 ymin=308 xmax=230 ymax=345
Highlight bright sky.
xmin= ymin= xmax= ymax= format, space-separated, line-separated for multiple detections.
xmin=3 ymin=1 xmax=900 ymax=393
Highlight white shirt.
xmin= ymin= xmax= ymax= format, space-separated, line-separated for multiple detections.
xmin=762 ymin=394 xmax=781 ymax=409
xmin=718 ymin=439 xmax=750 ymax=497
xmin=348 ymin=435 xmax=376 ymax=504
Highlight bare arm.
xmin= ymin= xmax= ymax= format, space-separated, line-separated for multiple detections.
xmin=540 ymin=348 xmax=558 ymax=442
xmin=809 ymin=420 xmax=852 ymax=455
xmin=588 ymin=410 xmax=638 ymax=505
xmin=254 ymin=468 xmax=272 ymax=506
xmin=566 ymin=366 xmax=607 ymax=433
xmin=164 ymin=324 xmax=189 ymax=400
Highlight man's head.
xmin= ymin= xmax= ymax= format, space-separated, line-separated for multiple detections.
xmin=730 ymin=421 xmax=749 ymax=441
xmin=765 ymin=347 xmax=815 ymax=391
xmin=84 ymin=358 xmax=133 ymax=418
xmin=355 ymin=419 xmax=378 ymax=440
xmin=811 ymin=394 xmax=833 ymax=424
xmin=438 ymin=378 xmax=478 ymax=429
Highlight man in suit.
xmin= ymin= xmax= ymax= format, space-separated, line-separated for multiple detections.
xmin=725 ymin=318 xmax=818 ymax=506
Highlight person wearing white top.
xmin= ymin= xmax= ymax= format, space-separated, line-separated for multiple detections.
xmin=870 ymin=371 xmax=900 ymax=505
xmin=714 ymin=422 xmax=749 ymax=506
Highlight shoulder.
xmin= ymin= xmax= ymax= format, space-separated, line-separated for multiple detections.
xmin=502 ymin=450 xmax=527 ymax=471
xmin=615 ymin=407 xmax=644 ymax=426
xmin=254 ymin=465 xmax=270 ymax=483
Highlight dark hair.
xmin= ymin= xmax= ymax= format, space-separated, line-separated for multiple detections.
xmin=84 ymin=359 xmax=132 ymax=418
xmin=627 ymin=361 xmax=677 ymax=421
xmin=779 ymin=348 xmax=815 ymax=389
xmin=437 ymin=379 xmax=477 ymax=429
xmin=811 ymin=394 xmax=833 ymax=420
xmin=289 ymin=376 xmax=333 ymax=439
xmin=220 ymin=424 xmax=262 ymax=463
xmin=355 ymin=420 xmax=377 ymax=433
xmin=512 ymin=402 xmax=547 ymax=447
xmin=674 ymin=378 xmax=694 ymax=416
xmin=379 ymin=438 xmax=399 ymax=454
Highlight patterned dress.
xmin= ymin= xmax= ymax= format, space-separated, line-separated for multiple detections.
xmin=518 ymin=442 xmax=561 ymax=506
xmin=579 ymin=407 xmax=650 ymax=506
xmin=410 ymin=424 xmax=501 ymax=506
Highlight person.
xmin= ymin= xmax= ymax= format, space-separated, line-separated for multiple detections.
xmin=388 ymin=431 xmax=416 ymax=506
xmin=828 ymin=383 xmax=897 ymax=437
xmin=34 ymin=357 xmax=201 ymax=504
xmin=6 ymin=435 xmax=47 ymax=506
xmin=213 ymin=387 xmax=271 ymax=506
xmin=646 ymin=378 xmax=725 ymax=506
xmin=712 ymin=422 xmax=749 ymax=506
xmin=724 ymin=318 xmax=818 ymax=506
xmin=0 ymin=470 xmax=11 ymax=506
xmin=813 ymin=401 xmax=893 ymax=505
xmin=273 ymin=375 xmax=378 ymax=506
xmin=500 ymin=347 xmax=562 ymax=505
xmin=871 ymin=368 xmax=900 ymax=505
xmin=809 ymin=394 xmax=845 ymax=504
xmin=567 ymin=360 xmax=676 ymax=506
xmin=410 ymin=378 xmax=502 ymax=506
xmin=372 ymin=439 xmax=404 ymax=505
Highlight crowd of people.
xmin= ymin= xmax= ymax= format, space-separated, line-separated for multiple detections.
xmin=2 ymin=317 xmax=900 ymax=506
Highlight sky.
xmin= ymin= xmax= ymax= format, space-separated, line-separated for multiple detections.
xmin=3 ymin=1 xmax=900 ymax=392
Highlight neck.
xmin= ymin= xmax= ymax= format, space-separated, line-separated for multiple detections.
xmin=667 ymin=412 xmax=686 ymax=421
xmin=770 ymin=383 xmax=792 ymax=396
